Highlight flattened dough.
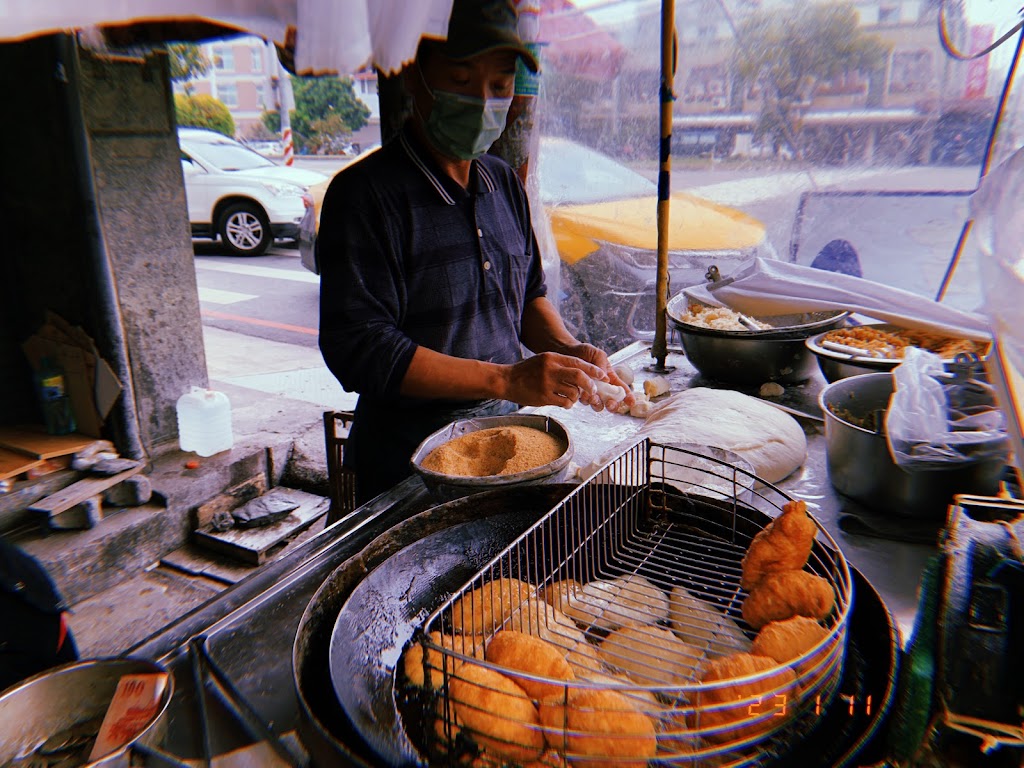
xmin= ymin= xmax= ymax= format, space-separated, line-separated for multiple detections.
xmin=638 ymin=388 xmax=807 ymax=483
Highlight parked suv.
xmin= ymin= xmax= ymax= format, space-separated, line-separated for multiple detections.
xmin=177 ymin=127 xmax=326 ymax=256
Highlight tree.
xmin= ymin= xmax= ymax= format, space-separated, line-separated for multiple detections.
xmin=733 ymin=3 xmax=890 ymax=159
xmin=262 ymin=76 xmax=370 ymax=152
xmin=166 ymin=43 xmax=210 ymax=94
xmin=175 ymin=94 xmax=235 ymax=136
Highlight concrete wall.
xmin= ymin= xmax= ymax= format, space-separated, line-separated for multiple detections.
xmin=77 ymin=47 xmax=208 ymax=451
xmin=0 ymin=35 xmax=207 ymax=456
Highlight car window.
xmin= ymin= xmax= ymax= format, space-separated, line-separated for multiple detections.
xmin=538 ymin=138 xmax=655 ymax=206
xmin=181 ymin=139 xmax=276 ymax=172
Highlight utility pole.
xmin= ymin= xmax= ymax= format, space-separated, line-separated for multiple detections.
xmin=267 ymin=40 xmax=295 ymax=165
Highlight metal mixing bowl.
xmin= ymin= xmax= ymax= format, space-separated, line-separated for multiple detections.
xmin=0 ymin=657 xmax=172 ymax=767
xmin=410 ymin=413 xmax=574 ymax=499
xmin=819 ymin=372 xmax=1007 ymax=519
xmin=806 ymin=323 xmax=990 ymax=383
xmin=666 ymin=294 xmax=849 ymax=385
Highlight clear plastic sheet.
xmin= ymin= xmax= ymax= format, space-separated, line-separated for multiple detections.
xmin=886 ymin=347 xmax=1008 ymax=469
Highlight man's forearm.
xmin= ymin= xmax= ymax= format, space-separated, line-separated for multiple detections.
xmin=399 ymin=346 xmax=509 ymax=401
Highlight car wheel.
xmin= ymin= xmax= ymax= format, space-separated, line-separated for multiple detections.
xmin=558 ymin=266 xmax=593 ymax=345
xmin=218 ymin=203 xmax=272 ymax=256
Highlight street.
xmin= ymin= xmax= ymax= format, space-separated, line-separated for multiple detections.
xmin=193 ymin=162 xmax=985 ymax=351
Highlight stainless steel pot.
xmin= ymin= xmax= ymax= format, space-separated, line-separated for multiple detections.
xmin=819 ymin=373 xmax=1006 ymax=518
xmin=0 ymin=657 xmax=171 ymax=767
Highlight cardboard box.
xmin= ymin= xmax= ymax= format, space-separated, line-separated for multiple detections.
xmin=22 ymin=312 xmax=123 ymax=438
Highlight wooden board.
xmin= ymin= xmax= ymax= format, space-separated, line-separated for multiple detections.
xmin=193 ymin=488 xmax=329 ymax=566
xmin=0 ymin=447 xmax=45 ymax=481
xmin=0 ymin=426 xmax=100 ymax=460
xmin=27 ymin=464 xmax=144 ymax=516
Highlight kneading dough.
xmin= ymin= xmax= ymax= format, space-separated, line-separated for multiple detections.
xmin=638 ymin=388 xmax=807 ymax=483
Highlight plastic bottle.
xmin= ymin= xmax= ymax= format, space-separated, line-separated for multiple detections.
xmin=175 ymin=387 xmax=233 ymax=457
xmin=35 ymin=357 xmax=76 ymax=435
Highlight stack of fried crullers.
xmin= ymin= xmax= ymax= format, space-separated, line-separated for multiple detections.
xmin=400 ymin=500 xmax=838 ymax=767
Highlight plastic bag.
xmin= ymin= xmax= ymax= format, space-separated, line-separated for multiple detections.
xmin=886 ymin=347 xmax=1008 ymax=469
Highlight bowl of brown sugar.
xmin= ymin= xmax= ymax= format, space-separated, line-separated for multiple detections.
xmin=410 ymin=413 xmax=574 ymax=497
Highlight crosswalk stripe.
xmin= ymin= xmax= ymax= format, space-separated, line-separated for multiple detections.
xmin=198 ymin=287 xmax=258 ymax=305
xmin=196 ymin=261 xmax=320 ymax=284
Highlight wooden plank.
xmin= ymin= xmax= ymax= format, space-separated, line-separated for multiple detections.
xmin=161 ymin=544 xmax=255 ymax=584
xmin=27 ymin=464 xmax=144 ymax=516
xmin=193 ymin=474 xmax=268 ymax=529
xmin=0 ymin=426 xmax=100 ymax=460
xmin=0 ymin=447 xmax=45 ymax=481
xmin=193 ymin=488 xmax=329 ymax=566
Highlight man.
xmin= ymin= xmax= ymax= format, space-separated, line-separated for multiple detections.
xmin=317 ymin=0 xmax=631 ymax=504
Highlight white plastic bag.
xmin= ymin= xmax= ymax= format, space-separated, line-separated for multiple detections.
xmin=886 ymin=347 xmax=1007 ymax=468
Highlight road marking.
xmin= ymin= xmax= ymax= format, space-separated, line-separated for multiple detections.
xmin=196 ymin=260 xmax=320 ymax=284
xmin=198 ymin=287 xmax=257 ymax=305
xmin=202 ymin=309 xmax=318 ymax=336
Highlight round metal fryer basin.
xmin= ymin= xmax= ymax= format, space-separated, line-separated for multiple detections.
xmin=295 ymin=486 xmax=901 ymax=767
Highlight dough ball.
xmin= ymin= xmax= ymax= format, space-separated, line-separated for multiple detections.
xmin=669 ymin=585 xmax=751 ymax=655
xmin=559 ymin=575 xmax=669 ymax=632
xmin=751 ymin=616 xmax=829 ymax=665
xmin=692 ymin=653 xmax=797 ymax=744
xmin=599 ymin=624 xmax=702 ymax=685
xmin=486 ymin=630 xmax=576 ymax=702
xmin=639 ymin=388 xmax=807 ymax=483
xmin=539 ymin=688 xmax=657 ymax=768
xmin=450 ymin=662 xmax=545 ymax=763
xmin=741 ymin=570 xmax=835 ymax=630
xmin=505 ymin=597 xmax=587 ymax=650
xmin=450 ymin=577 xmax=535 ymax=635
xmin=402 ymin=631 xmax=486 ymax=689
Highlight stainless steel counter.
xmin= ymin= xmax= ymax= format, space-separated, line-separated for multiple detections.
xmin=129 ymin=342 xmax=938 ymax=763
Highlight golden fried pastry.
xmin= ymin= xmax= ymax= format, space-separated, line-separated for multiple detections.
xmin=450 ymin=662 xmax=545 ymax=763
xmin=486 ymin=630 xmax=576 ymax=701
xmin=557 ymin=574 xmax=669 ymax=632
xmin=402 ymin=631 xmax=486 ymax=689
xmin=450 ymin=577 xmax=535 ymax=635
xmin=565 ymin=640 xmax=604 ymax=676
xmin=540 ymin=578 xmax=584 ymax=609
xmin=505 ymin=597 xmax=587 ymax=650
xmin=692 ymin=652 xmax=797 ymax=743
xmin=599 ymin=624 xmax=701 ymax=685
xmin=579 ymin=671 xmax=662 ymax=712
xmin=751 ymin=616 xmax=829 ymax=664
xmin=741 ymin=570 xmax=835 ymax=630
xmin=539 ymin=688 xmax=657 ymax=768
xmin=669 ymin=585 xmax=751 ymax=655
xmin=741 ymin=500 xmax=817 ymax=590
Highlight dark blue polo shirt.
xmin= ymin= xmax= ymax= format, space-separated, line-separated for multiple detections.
xmin=317 ymin=126 xmax=547 ymax=409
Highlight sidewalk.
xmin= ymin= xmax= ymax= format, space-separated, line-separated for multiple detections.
xmin=58 ymin=327 xmax=357 ymax=658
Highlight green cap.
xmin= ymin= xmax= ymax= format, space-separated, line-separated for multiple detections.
xmin=442 ymin=0 xmax=541 ymax=73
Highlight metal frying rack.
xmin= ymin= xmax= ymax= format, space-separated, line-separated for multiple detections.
xmin=415 ymin=440 xmax=854 ymax=767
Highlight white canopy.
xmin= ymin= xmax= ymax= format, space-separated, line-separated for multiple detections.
xmin=0 ymin=0 xmax=455 ymax=75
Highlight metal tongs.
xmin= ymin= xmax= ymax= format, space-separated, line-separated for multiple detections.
xmin=704 ymin=265 xmax=761 ymax=330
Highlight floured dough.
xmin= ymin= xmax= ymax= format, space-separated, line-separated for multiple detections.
xmin=599 ymin=624 xmax=702 ymax=684
xmin=639 ymin=388 xmax=807 ymax=483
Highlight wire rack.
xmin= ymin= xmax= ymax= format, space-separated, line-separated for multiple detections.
xmin=412 ymin=440 xmax=853 ymax=767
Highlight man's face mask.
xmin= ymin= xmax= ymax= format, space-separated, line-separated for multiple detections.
xmin=418 ymin=65 xmax=513 ymax=161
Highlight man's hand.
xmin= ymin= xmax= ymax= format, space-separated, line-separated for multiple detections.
xmin=563 ymin=343 xmax=636 ymax=411
xmin=505 ymin=348 xmax=635 ymax=412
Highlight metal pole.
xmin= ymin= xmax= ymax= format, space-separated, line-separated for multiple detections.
xmin=268 ymin=42 xmax=294 ymax=165
xmin=650 ymin=0 xmax=676 ymax=372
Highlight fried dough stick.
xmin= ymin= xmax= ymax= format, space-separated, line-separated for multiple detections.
xmin=740 ymin=500 xmax=816 ymax=590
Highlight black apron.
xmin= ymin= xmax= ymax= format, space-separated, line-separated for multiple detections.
xmin=343 ymin=397 xmax=518 ymax=505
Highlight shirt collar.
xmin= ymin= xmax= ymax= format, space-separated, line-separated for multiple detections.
xmin=400 ymin=127 xmax=496 ymax=205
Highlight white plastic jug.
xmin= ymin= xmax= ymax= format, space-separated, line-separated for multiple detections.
xmin=176 ymin=387 xmax=233 ymax=457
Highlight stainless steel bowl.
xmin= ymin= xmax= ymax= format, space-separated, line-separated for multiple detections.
xmin=666 ymin=295 xmax=849 ymax=385
xmin=410 ymin=413 xmax=574 ymax=499
xmin=819 ymin=372 xmax=1006 ymax=519
xmin=0 ymin=657 xmax=172 ymax=767
xmin=806 ymin=323 xmax=990 ymax=383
